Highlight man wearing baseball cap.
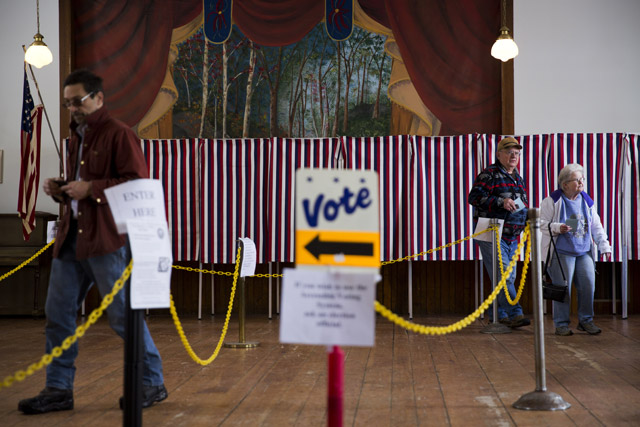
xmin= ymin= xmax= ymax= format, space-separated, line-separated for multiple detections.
xmin=469 ymin=136 xmax=530 ymax=328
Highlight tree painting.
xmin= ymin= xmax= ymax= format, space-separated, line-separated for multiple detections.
xmin=172 ymin=24 xmax=391 ymax=139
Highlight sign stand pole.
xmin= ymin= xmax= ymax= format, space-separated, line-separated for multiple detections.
xmin=225 ymin=240 xmax=259 ymax=349
xmin=123 ymin=280 xmax=143 ymax=426
xmin=327 ymin=346 xmax=344 ymax=427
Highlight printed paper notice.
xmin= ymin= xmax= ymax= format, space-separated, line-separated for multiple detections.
xmin=238 ymin=238 xmax=257 ymax=277
xmin=473 ymin=218 xmax=505 ymax=242
xmin=127 ymin=219 xmax=172 ymax=309
xmin=280 ymin=268 xmax=377 ymax=347
xmin=104 ymin=179 xmax=166 ymax=234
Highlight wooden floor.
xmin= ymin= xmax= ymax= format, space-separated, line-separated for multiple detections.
xmin=1 ymin=313 xmax=639 ymax=426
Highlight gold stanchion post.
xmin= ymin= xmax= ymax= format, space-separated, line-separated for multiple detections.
xmin=225 ymin=240 xmax=259 ymax=349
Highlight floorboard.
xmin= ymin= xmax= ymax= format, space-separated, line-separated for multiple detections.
xmin=1 ymin=314 xmax=639 ymax=426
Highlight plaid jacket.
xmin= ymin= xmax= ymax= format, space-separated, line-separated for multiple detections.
xmin=468 ymin=162 xmax=528 ymax=242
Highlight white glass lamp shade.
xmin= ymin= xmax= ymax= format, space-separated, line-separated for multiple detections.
xmin=25 ymin=33 xmax=53 ymax=68
xmin=491 ymin=28 xmax=519 ymax=62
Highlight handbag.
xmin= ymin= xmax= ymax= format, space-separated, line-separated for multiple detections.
xmin=542 ymin=224 xmax=568 ymax=302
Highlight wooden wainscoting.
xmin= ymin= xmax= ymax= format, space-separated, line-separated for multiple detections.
xmin=80 ymin=260 xmax=640 ymax=317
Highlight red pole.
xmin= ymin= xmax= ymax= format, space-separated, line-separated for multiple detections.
xmin=327 ymin=345 xmax=344 ymax=427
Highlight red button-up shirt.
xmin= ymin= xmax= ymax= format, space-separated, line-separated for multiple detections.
xmin=52 ymin=106 xmax=148 ymax=259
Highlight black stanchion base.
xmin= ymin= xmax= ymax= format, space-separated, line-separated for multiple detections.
xmin=513 ymin=390 xmax=571 ymax=411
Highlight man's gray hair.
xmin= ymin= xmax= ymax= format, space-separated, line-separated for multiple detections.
xmin=558 ymin=163 xmax=584 ymax=187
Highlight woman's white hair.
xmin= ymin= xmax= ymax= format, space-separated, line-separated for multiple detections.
xmin=558 ymin=163 xmax=584 ymax=187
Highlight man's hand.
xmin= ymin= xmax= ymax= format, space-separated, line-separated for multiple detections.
xmin=602 ymin=253 xmax=612 ymax=261
xmin=43 ymin=178 xmax=65 ymax=197
xmin=503 ymin=198 xmax=517 ymax=212
xmin=60 ymin=181 xmax=92 ymax=200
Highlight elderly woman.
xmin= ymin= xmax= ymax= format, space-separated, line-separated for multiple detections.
xmin=541 ymin=164 xmax=612 ymax=336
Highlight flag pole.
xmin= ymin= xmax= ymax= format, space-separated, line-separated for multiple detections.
xmin=22 ymin=45 xmax=63 ymax=178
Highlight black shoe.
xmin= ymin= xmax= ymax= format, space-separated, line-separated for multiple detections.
xmin=555 ymin=326 xmax=574 ymax=336
xmin=509 ymin=315 xmax=531 ymax=328
xmin=577 ymin=322 xmax=601 ymax=335
xmin=18 ymin=387 xmax=74 ymax=414
xmin=498 ymin=317 xmax=512 ymax=327
xmin=119 ymin=384 xmax=168 ymax=409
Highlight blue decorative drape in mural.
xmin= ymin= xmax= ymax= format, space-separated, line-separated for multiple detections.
xmin=204 ymin=0 xmax=233 ymax=43
xmin=325 ymin=0 xmax=353 ymax=41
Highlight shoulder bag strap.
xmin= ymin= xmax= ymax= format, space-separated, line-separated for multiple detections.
xmin=545 ymin=223 xmax=566 ymax=281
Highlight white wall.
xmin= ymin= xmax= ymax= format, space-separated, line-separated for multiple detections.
xmin=1 ymin=1 xmax=639 ymax=214
xmin=0 ymin=0 xmax=60 ymax=216
xmin=514 ymin=0 xmax=640 ymax=134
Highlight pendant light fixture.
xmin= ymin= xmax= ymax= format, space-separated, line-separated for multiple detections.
xmin=491 ymin=0 xmax=519 ymax=62
xmin=24 ymin=0 xmax=53 ymax=69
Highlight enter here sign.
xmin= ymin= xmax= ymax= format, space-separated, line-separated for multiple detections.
xmin=295 ymin=169 xmax=380 ymax=269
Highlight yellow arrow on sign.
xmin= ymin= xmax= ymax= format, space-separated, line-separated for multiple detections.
xmin=296 ymin=230 xmax=380 ymax=267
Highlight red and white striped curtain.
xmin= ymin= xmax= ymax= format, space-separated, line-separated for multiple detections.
xmin=482 ymin=134 xmax=551 ymax=260
xmin=409 ymin=135 xmax=479 ymax=260
xmin=267 ymin=138 xmax=342 ymax=263
xmin=141 ymin=139 xmax=200 ymax=261
xmin=62 ymin=134 xmax=639 ymax=263
xmin=341 ymin=136 xmax=410 ymax=261
xmin=199 ymin=138 xmax=271 ymax=264
xmin=546 ymin=133 xmax=626 ymax=261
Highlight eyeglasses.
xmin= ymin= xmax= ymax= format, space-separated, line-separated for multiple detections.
xmin=568 ymin=177 xmax=586 ymax=183
xmin=501 ymin=150 xmax=521 ymax=157
xmin=62 ymin=92 xmax=93 ymax=109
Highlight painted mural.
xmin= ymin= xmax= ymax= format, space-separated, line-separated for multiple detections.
xmin=172 ymin=24 xmax=391 ymax=139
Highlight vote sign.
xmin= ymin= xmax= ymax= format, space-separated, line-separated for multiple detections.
xmin=295 ymin=169 xmax=380 ymax=268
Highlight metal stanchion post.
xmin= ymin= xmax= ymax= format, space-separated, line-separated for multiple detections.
xmin=123 ymin=280 xmax=143 ymax=426
xmin=513 ymin=208 xmax=570 ymax=411
xmin=225 ymin=240 xmax=259 ymax=349
xmin=482 ymin=218 xmax=511 ymax=334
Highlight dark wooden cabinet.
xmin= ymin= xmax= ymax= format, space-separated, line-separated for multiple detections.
xmin=0 ymin=212 xmax=57 ymax=316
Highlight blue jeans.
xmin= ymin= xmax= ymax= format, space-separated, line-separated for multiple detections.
xmin=548 ymin=251 xmax=596 ymax=327
xmin=44 ymin=225 xmax=164 ymax=390
xmin=476 ymin=239 xmax=523 ymax=321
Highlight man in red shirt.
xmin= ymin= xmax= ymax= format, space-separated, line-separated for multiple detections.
xmin=19 ymin=69 xmax=167 ymax=414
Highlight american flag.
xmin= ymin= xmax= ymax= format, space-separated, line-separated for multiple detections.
xmin=17 ymin=69 xmax=44 ymax=241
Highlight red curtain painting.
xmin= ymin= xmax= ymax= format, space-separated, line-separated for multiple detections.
xmin=72 ymin=0 xmax=500 ymax=135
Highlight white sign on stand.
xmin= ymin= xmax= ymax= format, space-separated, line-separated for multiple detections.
xmin=238 ymin=238 xmax=257 ymax=277
xmin=280 ymin=268 xmax=377 ymax=347
xmin=126 ymin=219 xmax=172 ymax=309
xmin=473 ymin=217 xmax=505 ymax=242
xmin=104 ymin=179 xmax=166 ymax=234
xmin=105 ymin=179 xmax=172 ymax=309
xmin=280 ymin=169 xmax=381 ymax=348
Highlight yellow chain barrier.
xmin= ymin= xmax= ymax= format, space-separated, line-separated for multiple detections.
xmin=375 ymin=225 xmax=530 ymax=335
xmin=169 ymin=247 xmax=241 ymax=365
xmin=0 ymin=239 xmax=55 ymax=283
xmin=1 ymin=221 xmax=529 ymax=385
xmin=503 ymin=226 xmax=531 ymax=305
xmin=0 ymin=260 xmax=132 ymax=390
xmin=381 ymin=225 xmax=497 ymax=265
xmin=172 ymin=263 xmax=283 ymax=278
